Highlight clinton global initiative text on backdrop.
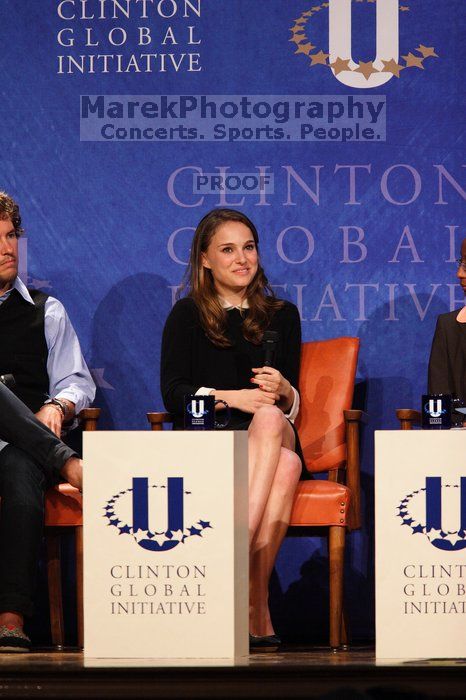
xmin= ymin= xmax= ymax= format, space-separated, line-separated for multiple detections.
xmin=56 ymin=0 xmax=202 ymax=74
xmin=162 ymin=162 xmax=465 ymax=324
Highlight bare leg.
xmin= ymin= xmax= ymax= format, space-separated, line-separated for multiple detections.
xmin=249 ymin=447 xmax=302 ymax=636
xmin=248 ymin=406 xmax=295 ymax=543
xmin=247 ymin=406 xmax=302 ymax=636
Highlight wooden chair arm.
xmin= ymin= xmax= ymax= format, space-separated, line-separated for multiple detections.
xmin=147 ymin=412 xmax=174 ymax=431
xmin=344 ymin=409 xmax=364 ymax=530
xmin=343 ymin=409 xmax=368 ymax=424
xmin=78 ymin=408 xmax=100 ymax=432
xmin=396 ymin=409 xmax=421 ymax=430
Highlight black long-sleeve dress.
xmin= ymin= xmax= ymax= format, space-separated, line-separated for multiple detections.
xmin=160 ymin=296 xmax=302 ymax=437
xmin=428 ymin=309 xmax=466 ymax=401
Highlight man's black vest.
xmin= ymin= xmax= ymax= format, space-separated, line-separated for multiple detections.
xmin=0 ymin=288 xmax=50 ymax=413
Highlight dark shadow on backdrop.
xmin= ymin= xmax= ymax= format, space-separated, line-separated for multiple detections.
xmin=30 ymin=274 xmax=172 ymax=646
xmin=270 ymin=291 xmax=449 ymax=643
xmin=270 ymin=468 xmax=373 ymax=644
xmin=89 ymin=273 xmax=172 ymax=429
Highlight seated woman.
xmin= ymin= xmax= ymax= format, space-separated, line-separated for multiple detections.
xmin=428 ymin=237 xmax=466 ymax=403
xmin=161 ymin=209 xmax=303 ymax=647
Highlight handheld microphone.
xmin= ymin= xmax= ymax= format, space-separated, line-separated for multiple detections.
xmin=0 ymin=374 xmax=16 ymax=390
xmin=262 ymin=331 xmax=279 ymax=368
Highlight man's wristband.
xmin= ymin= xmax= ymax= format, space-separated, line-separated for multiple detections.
xmin=43 ymin=398 xmax=67 ymax=419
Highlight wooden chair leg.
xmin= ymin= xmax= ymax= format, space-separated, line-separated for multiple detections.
xmin=341 ymin=607 xmax=349 ymax=649
xmin=76 ymin=526 xmax=84 ymax=649
xmin=328 ymin=525 xmax=346 ymax=651
xmin=46 ymin=530 xmax=65 ymax=649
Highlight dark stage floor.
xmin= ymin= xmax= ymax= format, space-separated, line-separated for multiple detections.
xmin=0 ymin=646 xmax=464 ymax=699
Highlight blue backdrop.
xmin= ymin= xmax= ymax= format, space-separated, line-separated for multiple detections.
xmin=0 ymin=0 xmax=464 ymax=641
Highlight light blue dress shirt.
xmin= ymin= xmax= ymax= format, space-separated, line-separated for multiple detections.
xmin=0 ymin=277 xmax=96 ymax=452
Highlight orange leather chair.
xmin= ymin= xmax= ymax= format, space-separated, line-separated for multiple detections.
xmin=147 ymin=337 xmax=362 ymax=650
xmin=289 ymin=338 xmax=362 ymax=650
xmin=44 ymin=408 xmax=100 ymax=649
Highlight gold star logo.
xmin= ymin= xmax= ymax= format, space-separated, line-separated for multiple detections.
xmin=416 ymin=44 xmax=438 ymax=58
xmin=289 ymin=34 xmax=306 ymax=44
xmin=381 ymin=59 xmax=405 ymax=78
xmin=329 ymin=57 xmax=351 ymax=75
xmin=355 ymin=61 xmax=378 ymax=79
xmin=310 ymin=50 xmax=329 ymax=66
xmin=289 ymin=3 xmax=435 ymax=83
xmin=402 ymin=52 xmax=425 ymax=69
xmin=295 ymin=42 xmax=315 ymax=56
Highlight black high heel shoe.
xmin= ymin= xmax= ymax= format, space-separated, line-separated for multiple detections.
xmin=249 ymin=633 xmax=281 ymax=650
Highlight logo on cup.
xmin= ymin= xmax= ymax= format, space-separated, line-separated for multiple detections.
xmin=426 ymin=398 xmax=446 ymax=419
xmin=184 ymin=395 xmax=230 ymax=430
xmin=187 ymin=398 xmax=209 ymax=420
xmin=422 ymin=394 xmax=451 ymax=429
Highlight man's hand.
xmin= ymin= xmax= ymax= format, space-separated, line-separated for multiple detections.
xmin=60 ymin=457 xmax=83 ymax=491
xmin=234 ymin=388 xmax=279 ymax=414
xmin=35 ymin=405 xmax=63 ymax=437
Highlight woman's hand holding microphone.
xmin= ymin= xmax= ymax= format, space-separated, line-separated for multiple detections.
xmin=212 ymin=368 xmax=294 ymax=415
xmin=250 ymin=366 xmax=294 ymax=413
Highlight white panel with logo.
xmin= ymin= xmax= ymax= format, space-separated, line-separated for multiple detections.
xmin=83 ymin=431 xmax=249 ymax=659
xmin=375 ymin=430 xmax=466 ymax=659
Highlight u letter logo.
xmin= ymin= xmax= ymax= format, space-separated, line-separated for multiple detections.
xmin=103 ymin=477 xmax=213 ymax=549
xmin=428 ymin=399 xmax=443 ymax=418
xmin=329 ymin=0 xmax=399 ymax=88
xmin=426 ymin=477 xmax=466 ymax=551
xmin=133 ymin=477 xmax=184 ymax=552
xmin=190 ymin=399 xmax=205 ymax=418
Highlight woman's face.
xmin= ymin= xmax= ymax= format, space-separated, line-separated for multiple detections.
xmin=201 ymin=220 xmax=259 ymax=297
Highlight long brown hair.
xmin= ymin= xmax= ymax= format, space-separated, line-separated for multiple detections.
xmin=183 ymin=209 xmax=283 ymax=348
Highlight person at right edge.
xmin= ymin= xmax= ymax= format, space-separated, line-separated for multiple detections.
xmin=428 ymin=237 xmax=466 ymax=410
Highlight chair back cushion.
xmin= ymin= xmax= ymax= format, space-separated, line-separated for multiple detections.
xmin=295 ymin=337 xmax=359 ymax=474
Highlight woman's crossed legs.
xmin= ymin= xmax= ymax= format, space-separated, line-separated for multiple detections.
xmin=247 ymin=406 xmax=302 ymax=637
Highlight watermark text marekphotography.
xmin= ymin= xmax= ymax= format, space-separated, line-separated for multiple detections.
xmin=80 ymin=94 xmax=386 ymax=143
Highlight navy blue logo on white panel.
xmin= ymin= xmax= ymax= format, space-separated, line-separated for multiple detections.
xmin=103 ymin=477 xmax=213 ymax=551
xmin=397 ymin=477 xmax=466 ymax=551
